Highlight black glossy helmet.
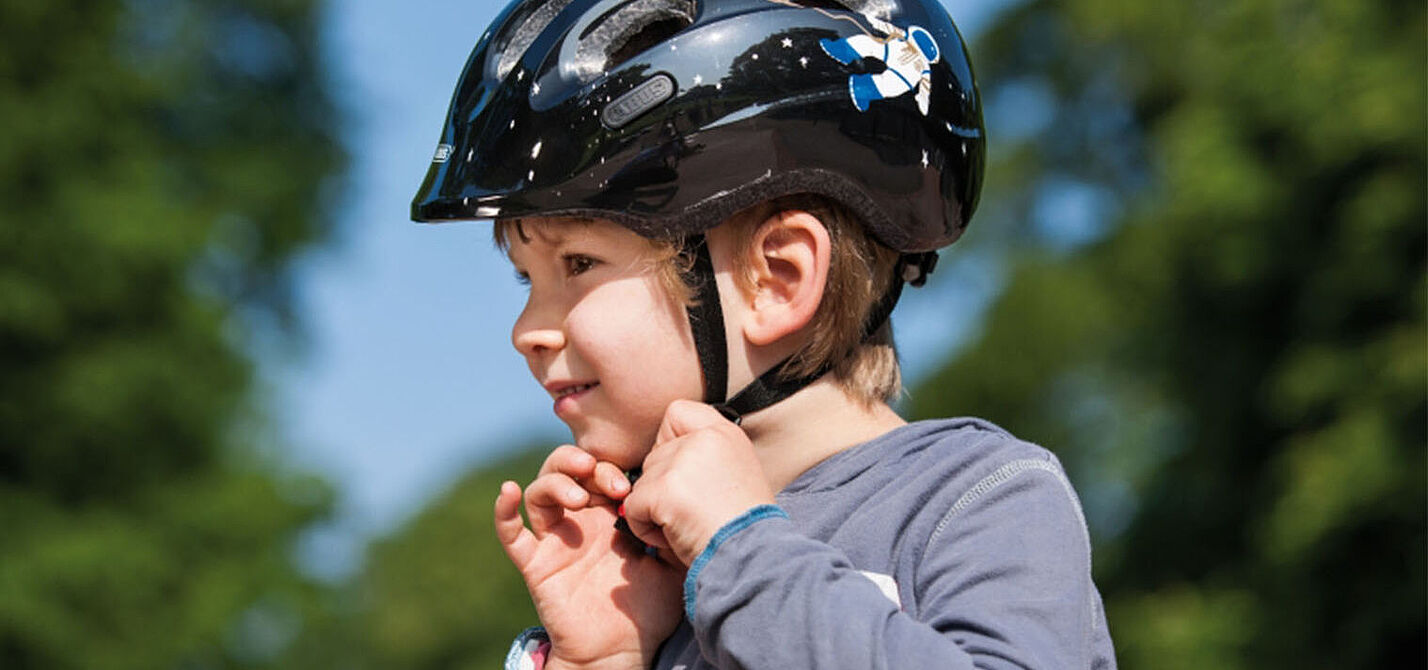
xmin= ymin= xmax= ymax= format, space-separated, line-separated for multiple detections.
xmin=413 ymin=0 xmax=984 ymax=419
xmin=413 ymin=0 xmax=983 ymax=251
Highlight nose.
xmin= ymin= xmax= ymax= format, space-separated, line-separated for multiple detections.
xmin=511 ymin=301 xmax=565 ymax=359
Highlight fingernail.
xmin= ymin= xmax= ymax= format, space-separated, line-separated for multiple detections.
xmin=611 ymin=476 xmax=628 ymax=493
xmin=566 ymin=487 xmax=582 ymax=503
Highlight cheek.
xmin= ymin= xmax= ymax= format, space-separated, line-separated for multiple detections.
xmin=568 ymin=279 xmax=701 ymax=395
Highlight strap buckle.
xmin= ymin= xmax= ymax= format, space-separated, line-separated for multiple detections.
xmin=900 ymin=251 xmax=940 ymax=287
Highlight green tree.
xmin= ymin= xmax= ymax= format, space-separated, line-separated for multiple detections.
xmin=0 ymin=1 xmax=343 ymax=667
xmin=280 ymin=448 xmax=547 ymax=670
xmin=909 ymin=0 xmax=1425 ymax=667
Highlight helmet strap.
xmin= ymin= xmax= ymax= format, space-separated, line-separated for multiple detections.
xmin=684 ymin=234 xmax=729 ymax=405
xmin=682 ymin=237 xmax=938 ymax=425
xmin=713 ymin=359 xmax=828 ymax=425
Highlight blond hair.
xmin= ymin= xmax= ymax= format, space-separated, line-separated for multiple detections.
xmin=493 ymin=196 xmax=902 ymax=404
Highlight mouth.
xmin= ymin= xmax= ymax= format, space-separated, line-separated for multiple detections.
xmin=549 ymin=381 xmax=599 ymax=400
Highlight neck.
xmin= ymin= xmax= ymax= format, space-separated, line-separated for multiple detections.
xmin=736 ymin=378 xmax=906 ymax=492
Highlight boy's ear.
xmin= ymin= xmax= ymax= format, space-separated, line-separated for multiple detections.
xmin=741 ymin=210 xmax=830 ymax=347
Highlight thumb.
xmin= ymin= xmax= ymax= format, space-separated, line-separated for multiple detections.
xmin=655 ymin=399 xmax=733 ymax=445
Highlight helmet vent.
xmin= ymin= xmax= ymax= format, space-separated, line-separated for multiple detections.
xmin=782 ymin=0 xmax=851 ymax=9
xmin=607 ymin=16 xmax=689 ymax=66
xmin=570 ymin=0 xmax=696 ymax=80
xmin=780 ymin=0 xmax=893 ymax=20
xmin=494 ymin=0 xmax=575 ymax=81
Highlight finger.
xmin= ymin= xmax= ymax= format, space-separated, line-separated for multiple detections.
xmin=591 ymin=460 xmax=632 ymax=501
xmin=525 ymin=472 xmax=589 ymax=532
xmin=620 ymin=489 xmax=672 ymax=552
xmin=494 ymin=481 xmax=537 ymax=567
xmin=538 ymin=444 xmax=597 ymax=479
xmin=626 ymin=515 xmax=672 ymax=552
xmin=654 ymin=546 xmax=681 ymax=566
xmin=656 ymin=399 xmax=732 ymax=445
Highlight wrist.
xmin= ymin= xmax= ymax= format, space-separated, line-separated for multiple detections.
xmin=544 ymin=651 xmax=645 ymax=670
xmin=683 ymin=504 xmax=789 ymax=621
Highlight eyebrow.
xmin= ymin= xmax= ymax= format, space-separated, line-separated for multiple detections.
xmin=496 ymin=219 xmax=556 ymax=249
xmin=519 ymin=217 xmax=603 ymax=242
xmin=496 ymin=216 xmax=613 ymax=261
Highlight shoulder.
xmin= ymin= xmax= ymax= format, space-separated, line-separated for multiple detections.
xmin=880 ymin=417 xmax=1070 ymax=491
xmin=806 ymin=417 xmax=1086 ymax=539
xmin=892 ymin=420 xmax=1092 ymax=576
xmin=784 ymin=417 xmax=1067 ymax=502
xmin=779 ymin=417 xmax=1089 ymax=552
xmin=891 ymin=422 xmax=1112 ymax=666
xmin=902 ymin=419 xmax=1082 ymax=520
xmin=860 ymin=418 xmax=1089 ymax=556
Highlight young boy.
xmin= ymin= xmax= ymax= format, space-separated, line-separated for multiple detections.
xmin=412 ymin=1 xmax=1116 ymax=668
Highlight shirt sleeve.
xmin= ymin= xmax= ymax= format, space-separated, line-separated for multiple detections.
xmin=684 ymin=455 xmax=1111 ymax=669
xmin=503 ymin=626 xmax=550 ymax=670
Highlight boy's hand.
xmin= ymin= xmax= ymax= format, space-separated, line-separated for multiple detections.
xmin=622 ymin=400 xmax=778 ymax=567
xmin=494 ymin=446 xmax=683 ymax=670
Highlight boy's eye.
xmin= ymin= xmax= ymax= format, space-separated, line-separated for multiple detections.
xmin=513 ymin=269 xmax=531 ymax=286
xmin=563 ymin=254 xmax=598 ymax=277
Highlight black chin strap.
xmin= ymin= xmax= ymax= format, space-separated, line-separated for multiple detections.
xmin=684 ymin=235 xmax=730 ymax=405
xmin=683 ymin=235 xmax=937 ymax=424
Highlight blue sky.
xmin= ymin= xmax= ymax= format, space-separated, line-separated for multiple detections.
xmin=273 ymin=0 xmax=1016 ymax=576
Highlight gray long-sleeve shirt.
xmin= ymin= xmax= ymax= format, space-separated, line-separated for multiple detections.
xmin=656 ymin=418 xmax=1117 ymax=669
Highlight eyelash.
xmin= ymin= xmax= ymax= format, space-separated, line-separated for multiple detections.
xmin=512 ymin=254 xmax=599 ymax=287
xmin=563 ymin=254 xmax=598 ymax=277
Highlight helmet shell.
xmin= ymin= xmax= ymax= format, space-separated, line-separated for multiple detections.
xmin=411 ymin=0 xmax=984 ymax=253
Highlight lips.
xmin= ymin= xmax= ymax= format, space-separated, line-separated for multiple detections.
xmin=545 ymin=379 xmax=599 ymax=401
xmin=549 ymin=380 xmax=599 ymax=420
xmin=554 ymin=382 xmax=597 ymax=399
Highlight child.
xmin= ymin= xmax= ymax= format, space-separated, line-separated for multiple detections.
xmin=412 ymin=0 xmax=1116 ymax=668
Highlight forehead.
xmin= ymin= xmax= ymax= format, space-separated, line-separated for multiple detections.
xmin=497 ymin=216 xmax=657 ymax=260
xmin=499 ymin=216 xmax=606 ymax=246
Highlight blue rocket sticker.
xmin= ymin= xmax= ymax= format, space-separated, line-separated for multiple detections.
xmin=821 ymin=24 xmax=941 ymax=115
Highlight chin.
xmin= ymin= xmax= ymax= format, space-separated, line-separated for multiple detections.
xmin=571 ymin=426 xmax=655 ymax=470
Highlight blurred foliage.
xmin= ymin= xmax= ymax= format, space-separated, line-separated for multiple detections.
xmin=0 ymin=0 xmax=343 ymax=668
xmin=908 ymin=0 xmax=1426 ymax=668
xmin=279 ymin=448 xmax=545 ymax=670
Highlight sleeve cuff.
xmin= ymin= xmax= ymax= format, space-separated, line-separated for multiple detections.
xmin=504 ymin=626 xmax=550 ymax=670
xmin=683 ymin=504 xmax=789 ymax=621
